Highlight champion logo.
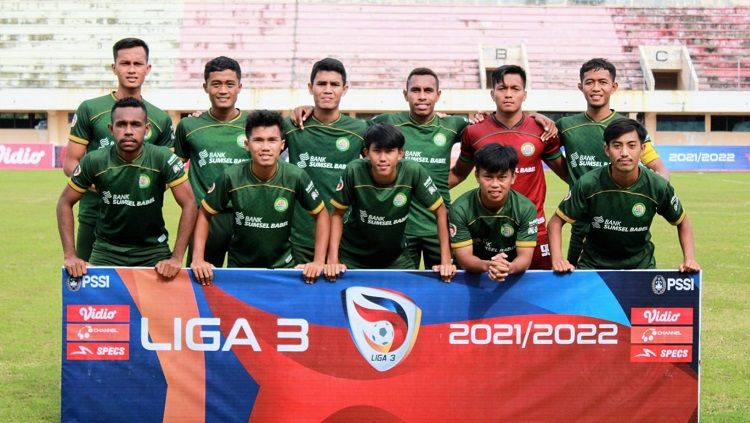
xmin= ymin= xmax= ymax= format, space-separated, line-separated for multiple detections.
xmin=343 ymin=287 xmax=421 ymax=372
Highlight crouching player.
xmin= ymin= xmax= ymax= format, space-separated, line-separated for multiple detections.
xmin=191 ymin=110 xmax=330 ymax=284
xmin=325 ymin=123 xmax=456 ymax=281
xmin=449 ymin=144 xmax=537 ymax=281
xmin=548 ymin=119 xmax=700 ymax=272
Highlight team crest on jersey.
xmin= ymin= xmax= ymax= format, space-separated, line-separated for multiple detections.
xmin=138 ymin=174 xmax=151 ymax=189
xmin=335 ymin=137 xmax=350 ymax=152
xmin=520 ymin=142 xmax=535 ymax=157
xmin=237 ymin=134 xmax=247 ymax=148
xmin=343 ymin=286 xmax=422 ymax=372
xmin=632 ymin=203 xmax=646 ymax=217
xmin=500 ymin=223 xmax=515 ymax=237
xmin=274 ymin=197 xmax=289 ymax=212
xmin=433 ymin=133 xmax=447 ymax=147
xmin=449 ymin=223 xmax=457 ymax=238
xmin=393 ymin=193 xmax=408 ymax=207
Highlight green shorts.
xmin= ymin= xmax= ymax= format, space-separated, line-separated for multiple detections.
xmin=89 ymin=241 xmax=172 ymax=267
xmin=339 ymin=249 xmax=417 ymax=270
xmin=405 ymin=233 xmax=443 ymax=269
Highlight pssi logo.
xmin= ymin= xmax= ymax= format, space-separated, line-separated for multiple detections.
xmin=343 ymin=287 xmax=421 ymax=372
xmin=651 ymin=275 xmax=695 ymax=295
xmin=67 ymin=275 xmax=110 ymax=291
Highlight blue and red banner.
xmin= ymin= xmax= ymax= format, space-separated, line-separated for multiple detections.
xmin=62 ymin=269 xmax=700 ymax=422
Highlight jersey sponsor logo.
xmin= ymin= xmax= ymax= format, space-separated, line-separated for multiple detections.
xmin=393 ymin=193 xmax=408 ymax=207
xmin=449 ymin=223 xmax=457 ymax=238
xmin=98 ymin=138 xmax=113 ymax=149
xmin=336 ymin=137 xmax=351 ymax=152
xmin=297 ymin=152 xmax=309 ymax=168
xmin=670 ymin=194 xmax=680 ymax=212
xmin=631 ymin=307 xmax=693 ymax=325
xmin=520 ymin=142 xmax=535 ymax=157
xmin=304 ymin=181 xmax=320 ymax=201
xmin=274 ymin=197 xmax=289 ymax=212
xmin=101 ymin=191 xmax=112 ymax=204
xmin=296 ymin=153 xmax=346 ymax=170
xmin=500 ymin=223 xmax=515 ymax=237
xmin=343 ymin=286 xmax=422 ymax=372
xmin=591 ymin=216 xmax=604 ymax=228
xmin=237 ymin=134 xmax=247 ymax=148
xmin=197 ymin=149 xmax=246 ymax=167
xmin=198 ymin=150 xmax=209 ymax=167
xmin=569 ymin=152 xmax=605 ymax=169
xmin=632 ymin=203 xmax=646 ymax=217
xmin=423 ymin=176 xmax=438 ymax=195
xmin=433 ymin=133 xmax=447 ymax=147
xmin=138 ymin=174 xmax=151 ymax=189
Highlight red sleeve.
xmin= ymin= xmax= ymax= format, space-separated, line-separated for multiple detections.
xmin=458 ymin=127 xmax=476 ymax=163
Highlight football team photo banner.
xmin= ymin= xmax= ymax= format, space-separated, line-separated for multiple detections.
xmin=62 ymin=268 xmax=701 ymax=422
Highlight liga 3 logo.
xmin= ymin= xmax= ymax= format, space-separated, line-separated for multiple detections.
xmin=343 ymin=287 xmax=421 ymax=372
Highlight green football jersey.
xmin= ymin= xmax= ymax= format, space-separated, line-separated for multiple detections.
xmin=331 ymin=159 xmax=444 ymax=267
xmin=555 ymin=166 xmax=686 ymax=269
xmin=68 ymin=143 xmax=186 ymax=249
xmin=202 ymin=161 xmax=325 ymax=269
xmin=174 ymin=110 xmax=249 ymax=203
xmin=370 ymin=112 xmax=468 ymax=237
xmin=69 ymin=92 xmax=174 ymax=224
xmin=449 ymin=188 xmax=538 ymax=261
xmin=283 ymin=115 xmax=367 ymax=252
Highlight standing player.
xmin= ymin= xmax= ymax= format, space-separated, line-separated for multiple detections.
xmin=175 ymin=56 xmax=249 ymax=267
xmin=191 ymin=110 xmax=329 ymax=284
xmin=283 ymin=58 xmax=367 ymax=264
xmin=557 ymin=58 xmax=670 ymax=265
xmin=57 ymin=97 xmax=196 ymax=278
xmin=548 ymin=119 xmax=699 ymax=272
xmin=63 ymin=38 xmax=173 ymax=261
xmin=449 ymin=65 xmax=568 ymax=269
xmin=450 ymin=144 xmax=537 ymax=281
xmin=325 ymin=123 xmax=455 ymax=281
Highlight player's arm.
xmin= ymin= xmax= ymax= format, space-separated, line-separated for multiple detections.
xmin=290 ymin=105 xmax=315 ymax=129
xmin=449 ymin=159 xmax=474 ymax=188
xmin=676 ymin=215 xmax=700 ymax=273
xmin=641 ymin=141 xmax=670 ymax=180
xmin=63 ymin=142 xmax=87 ymax=176
xmin=191 ymin=207 xmax=214 ymax=285
xmin=56 ymin=184 xmax=87 ymax=277
xmin=528 ymin=112 xmax=558 ymax=141
xmin=155 ymin=181 xmax=197 ymax=279
xmin=301 ymin=207 xmax=330 ymax=284
xmin=500 ymin=247 xmax=534 ymax=276
xmin=453 ymin=246 xmax=496 ymax=274
xmin=544 ymin=155 xmax=569 ymax=184
xmin=430 ymin=203 xmax=457 ymax=282
xmin=324 ymin=207 xmax=347 ymax=281
xmin=548 ymin=213 xmax=575 ymax=272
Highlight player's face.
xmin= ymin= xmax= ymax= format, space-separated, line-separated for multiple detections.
xmin=491 ymin=74 xmax=527 ymax=114
xmin=204 ymin=69 xmax=242 ymax=112
xmin=109 ymin=106 xmax=149 ymax=156
xmin=308 ymin=70 xmax=348 ymax=112
xmin=364 ymin=146 xmax=404 ymax=183
xmin=404 ymin=74 xmax=441 ymax=121
xmin=112 ymin=46 xmax=151 ymax=90
xmin=578 ymin=68 xmax=618 ymax=110
xmin=246 ymin=125 xmax=285 ymax=168
xmin=604 ymin=130 xmax=644 ymax=175
xmin=476 ymin=168 xmax=516 ymax=208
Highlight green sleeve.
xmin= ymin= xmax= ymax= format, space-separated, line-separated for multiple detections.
xmin=296 ymin=170 xmax=325 ymax=214
xmin=69 ymin=102 xmax=92 ymax=144
xmin=448 ymin=204 xmax=472 ymax=248
xmin=331 ymin=166 xmax=353 ymax=209
xmin=174 ymin=120 xmax=190 ymax=159
xmin=557 ymin=181 xmax=588 ymax=224
xmin=657 ymin=182 xmax=685 ymax=225
xmin=153 ymin=116 xmax=174 ymax=148
xmin=516 ymin=199 xmax=539 ymax=243
xmin=69 ymin=155 xmax=96 ymax=190
xmin=201 ymin=171 xmax=231 ymax=214
xmin=412 ymin=163 xmax=443 ymax=210
xmin=163 ymin=151 xmax=187 ymax=186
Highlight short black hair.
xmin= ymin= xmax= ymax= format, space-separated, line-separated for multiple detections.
xmin=110 ymin=97 xmax=147 ymax=122
xmin=406 ymin=67 xmax=439 ymax=90
xmin=310 ymin=58 xmax=347 ymax=85
xmin=113 ymin=38 xmax=149 ymax=62
xmin=474 ymin=144 xmax=518 ymax=174
xmin=603 ymin=118 xmax=647 ymax=145
xmin=491 ymin=65 xmax=526 ymax=89
xmin=204 ymin=56 xmax=241 ymax=81
xmin=580 ymin=58 xmax=617 ymax=82
xmin=245 ymin=110 xmax=283 ymax=136
xmin=363 ymin=123 xmax=405 ymax=150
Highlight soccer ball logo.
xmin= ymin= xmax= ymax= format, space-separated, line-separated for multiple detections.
xmin=641 ymin=328 xmax=657 ymax=343
xmin=77 ymin=325 xmax=93 ymax=340
xmin=368 ymin=321 xmax=395 ymax=348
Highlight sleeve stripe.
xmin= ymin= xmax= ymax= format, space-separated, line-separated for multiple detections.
xmin=330 ymin=199 xmax=349 ymax=210
xmin=516 ymin=240 xmax=537 ymax=248
xmin=200 ymin=199 xmax=219 ymax=215
xmin=168 ymin=173 xmax=188 ymax=188
xmin=427 ymin=196 xmax=445 ymax=211
xmin=67 ymin=179 xmax=87 ymax=193
xmin=555 ymin=208 xmax=576 ymax=224
xmin=68 ymin=135 xmax=89 ymax=146
xmin=450 ymin=240 xmax=473 ymax=249
xmin=308 ymin=201 xmax=325 ymax=216
xmin=670 ymin=210 xmax=687 ymax=226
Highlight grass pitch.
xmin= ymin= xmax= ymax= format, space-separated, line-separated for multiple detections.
xmin=0 ymin=170 xmax=748 ymax=421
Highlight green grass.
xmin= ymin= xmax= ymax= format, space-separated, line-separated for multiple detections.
xmin=1 ymin=170 xmax=748 ymax=421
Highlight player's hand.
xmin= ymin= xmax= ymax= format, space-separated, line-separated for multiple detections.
xmin=291 ymin=106 xmax=314 ymax=129
xmin=530 ymin=113 xmax=558 ymax=142
xmin=488 ymin=259 xmax=510 ymax=282
xmin=191 ymin=259 xmax=214 ymax=286
xmin=469 ymin=111 xmax=488 ymax=125
xmin=189 ymin=110 xmax=204 ymax=118
xmin=432 ymin=263 xmax=457 ymax=283
xmin=155 ymin=257 xmax=182 ymax=280
xmin=323 ymin=262 xmax=347 ymax=282
xmin=552 ymin=259 xmax=575 ymax=273
xmin=296 ymin=262 xmax=324 ymax=284
xmin=679 ymin=259 xmax=700 ymax=273
xmin=64 ymin=255 xmax=88 ymax=278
